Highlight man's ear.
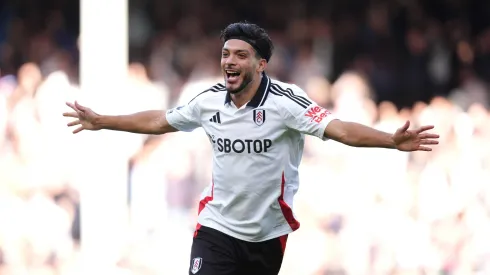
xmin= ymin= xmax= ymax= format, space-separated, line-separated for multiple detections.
xmin=257 ymin=59 xmax=267 ymax=73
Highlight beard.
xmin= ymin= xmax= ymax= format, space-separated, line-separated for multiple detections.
xmin=227 ymin=70 xmax=254 ymax=94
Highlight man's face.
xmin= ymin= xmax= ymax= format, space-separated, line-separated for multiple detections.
xmin=221 ymin=39 xmax=261 ymax=94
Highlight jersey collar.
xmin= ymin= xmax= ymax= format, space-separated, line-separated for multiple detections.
xmin=224 ymin=73 xmax=271 ymax=108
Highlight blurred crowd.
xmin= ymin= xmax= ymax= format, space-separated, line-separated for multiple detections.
xmin=1 ymin=0 xmax=490 ymax=274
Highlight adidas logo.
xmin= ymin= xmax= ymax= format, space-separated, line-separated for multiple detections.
xmin=209 ymin=112 xmax=221 ymax=124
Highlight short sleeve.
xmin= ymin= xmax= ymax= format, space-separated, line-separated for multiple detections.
xmin=165 ymin=99 xmax=201 ymax=132
xmin=278 ymin=84 xmax=337 ymax=140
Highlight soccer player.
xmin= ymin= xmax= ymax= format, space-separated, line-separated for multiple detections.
xmin=64 ymin=22 xmax=439 ymax=275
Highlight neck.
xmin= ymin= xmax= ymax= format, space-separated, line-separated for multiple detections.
xmin=231 ymin=73 xmax=262 ymax=108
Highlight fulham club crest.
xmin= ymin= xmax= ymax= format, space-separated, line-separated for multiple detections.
xmin=253 ymin=109 xmax=266 ymax=126
xmin=191 ymin=257 xmax=202 ymax=274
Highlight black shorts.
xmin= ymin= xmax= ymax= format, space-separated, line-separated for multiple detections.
xmin=189 ymin=226 xmax=288 ymax=275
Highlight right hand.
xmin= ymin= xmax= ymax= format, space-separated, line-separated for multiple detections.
xmin=63 ymin=101 xmax=102 ymax=134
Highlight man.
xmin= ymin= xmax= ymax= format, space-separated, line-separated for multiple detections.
xmin=64 ymin=22 xmax=439 ymax=275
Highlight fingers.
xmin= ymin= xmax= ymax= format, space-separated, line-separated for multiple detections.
xmin=66 ymin=102 xmax=79 ymax=112
xmin=64 ymin=101 xmax=86 ymax=134
xmin=74 ymin=101 xmax=85 ymax=111
xmin=397 ymin=120 xmax=410 ymax=133
xmin=73 ymin=126 xmax=84 ymax=134
xmin=419 ymin=133 xmax=440 ymax=139
xmin=63 ymin=112 xmax=79 ymax=118
xmin=66 ymin=101 xmax=86 ymax=112
xmin=67 ymin=120 xmax=81 ymax=127
xmin=416 ymin=125 xmax=435 ymax=134
xmin=420 ymin=139 xmax=439 ymax=145
xmin=417 ymin=146 xmax=432 ymax=151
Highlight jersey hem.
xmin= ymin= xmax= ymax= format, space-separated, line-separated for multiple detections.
xmin=198 ymin=220 xmax=294 ymax=243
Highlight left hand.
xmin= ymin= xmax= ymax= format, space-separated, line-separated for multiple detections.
xmin=392 ymin=120 xmax=439 ymax=151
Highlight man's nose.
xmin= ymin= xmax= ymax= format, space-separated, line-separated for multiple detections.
xmin=224 ymin=55 xmax=236 ymax=66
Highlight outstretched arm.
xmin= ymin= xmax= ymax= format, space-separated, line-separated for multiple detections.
xmin=272 ymin=83 xmax=439 ymax=151
xmin=93 ymin=110 xmax=177 ymax=135
xmin=274 ymin=84 xmax=438 ymax=152
xmin=63 ymin=101 xmax=178 ymax=135
xmin=324 ymin=119 xmax=439 ymax=151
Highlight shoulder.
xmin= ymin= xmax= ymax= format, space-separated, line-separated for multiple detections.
xmin=186 ymin=82 xmax=226 ymax=105
xmin=269 ymin=78 xmax=300 ymax=90
xmin=268 ymin=79 xmax=312 ymax=110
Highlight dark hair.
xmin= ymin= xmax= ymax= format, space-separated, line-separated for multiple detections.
xmin=220 ymin=21 xmax=274 ymax=62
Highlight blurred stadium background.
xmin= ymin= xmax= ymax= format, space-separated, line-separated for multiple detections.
xmin=1 ymin=0 xmax=490 ymax=274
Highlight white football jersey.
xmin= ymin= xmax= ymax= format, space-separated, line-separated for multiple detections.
xmin=166 ymin=73 xmax=336 ymax=242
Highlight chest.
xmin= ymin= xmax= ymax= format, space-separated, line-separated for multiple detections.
xmin=201 ymin=106 xmax=285 ymax=154
xmin=202 ymin=106 xmax=284 ymax=135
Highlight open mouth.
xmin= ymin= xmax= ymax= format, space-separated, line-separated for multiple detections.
xmin=225 ymin=70 xmax=240 ymax=83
